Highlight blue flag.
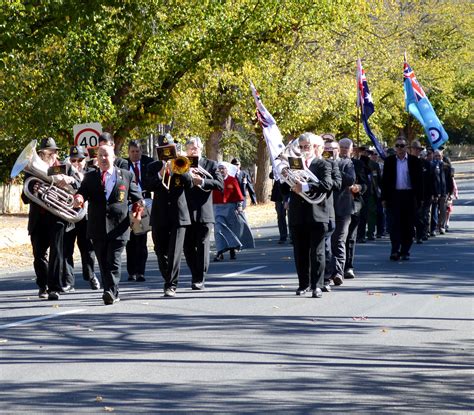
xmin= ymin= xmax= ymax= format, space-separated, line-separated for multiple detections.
xmin=403 ymin=58 xmax=448 ymax=150
xmin=357 ymin=59 xmax=386 ymax=159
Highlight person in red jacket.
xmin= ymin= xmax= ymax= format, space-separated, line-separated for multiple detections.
xmin=212 ymin=162 xmax=254 ymax=261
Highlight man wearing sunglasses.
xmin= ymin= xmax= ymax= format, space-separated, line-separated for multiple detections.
xmin=381 ymin=138 xmax=423 ymax=261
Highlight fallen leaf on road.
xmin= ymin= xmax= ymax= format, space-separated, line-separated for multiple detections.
xmin=0 ymin=339 xmax=8 ymax=344
xmin=391 ymin=293 xmax=398 ymax=296
xmin=141 ymin=302 xmax=149 ymax=305
xmin=273 ymin=306 xmax=280 ymax=309
xmin=435 ymin=295 xmax=441 ymax=299
xmin=381 ymin=329 xmax=389 ymax=333
xmin=52 ymin=304 xmax=60 ymax=308
xmin=352 ymin=316 xmax=368 ymax=321
xmin=104 ymin=407 xmax=114 ymax=412
xmin=280 ymin=285 xmax=286 ymax=288
xmin=95 ymin=396 xmax=103 ymax=402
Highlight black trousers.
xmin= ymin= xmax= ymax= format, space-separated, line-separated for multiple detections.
xmin=92 ymin=238 xmax=127 ymax=297
xmin=30 ymin=214 xmax=65 ymax=293
xmin=126 ymin=232 xmax=148 ymax=276
xmin=387 ymin=190 xmax=417 ymax=255
xmin=275 ymin=201 xmax=288 ymax=241
xmin=345 ymin=213 xmax=360 ymax=272
xmin=152 ymin=225 xmax=187 ymax=289
xmin=183 ymin=222 xmax=212 ymax=285
xmin=291 ymin=222 xmax=327 ymax=290
xmin=63 ymin=218 xmax=96 ymax=286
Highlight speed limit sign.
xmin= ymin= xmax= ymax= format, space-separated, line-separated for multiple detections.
xmin=73 ymin=122 xmax=102 ymax=147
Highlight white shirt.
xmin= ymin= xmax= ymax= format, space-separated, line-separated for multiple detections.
xmin=395 ymin=154 xmax=412 ymax=190
xmin=102 ymin=167 xmax=117 ymax=200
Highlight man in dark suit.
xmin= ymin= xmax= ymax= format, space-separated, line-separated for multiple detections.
xmin=381 ymin=138 xmax=423 ymax=261
xmin=281 ymin=133 xmax=332 ymax=298
xmin=231 ymin=158 xmax=257 ymax=208
xmin=183 ymin=136 xmax=223 ymax=290
xmin=125 ymin=140 xmax=154 ymax=282
xmin=21 ymin=137 xmax=81 ymax=300
xmin=144 ymin=135 xmax=193 ymax=297
xmin=74 ymin=144 xmax=144 ymax=305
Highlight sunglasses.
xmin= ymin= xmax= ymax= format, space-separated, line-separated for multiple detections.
xmin=395 ymin=143 xmax=406 ymax=148
xmin=298 ymin=144 xmax=312 ymax=150
xmin=70 ymin=158 xmax=82 ymax=163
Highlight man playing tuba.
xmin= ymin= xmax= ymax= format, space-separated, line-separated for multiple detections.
xmin=20 ymin=137 xmax=81 ymax=300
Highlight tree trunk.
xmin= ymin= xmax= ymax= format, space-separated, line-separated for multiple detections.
xmin=207 ymin=129 xmax=223 ymax=161
xmin=255 ymin=129 xmax=272 ymax=203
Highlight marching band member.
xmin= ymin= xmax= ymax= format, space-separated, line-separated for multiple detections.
xmin=143 ymin=134 xmax=193 ymax=298
xmin=63 ymin=146 xmax=100 ymax=292
xmin=73 ymin=144 xmax=144 ymax=305
xmin=21 ymin=137 xmax=80 ymax=300
xmin=125 ymin=140 xmax=153 ymax=282
xmin=183 ymin=136 xmax=223 ymax=290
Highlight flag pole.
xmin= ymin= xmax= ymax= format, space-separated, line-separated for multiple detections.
xmin=356 ymin=59 xmax=360 ymax=147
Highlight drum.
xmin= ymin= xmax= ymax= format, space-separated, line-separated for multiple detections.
xmin=130 ymin=198 xmax=152 ymax=235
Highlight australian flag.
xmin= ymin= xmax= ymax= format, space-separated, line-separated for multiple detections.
xmin=250 ymin=82 xmax=286 ymax=178
xmin=357 ymin=59 xmax=385 ymax=158
xmin=403 ymin=57 xmax=448 ymax=150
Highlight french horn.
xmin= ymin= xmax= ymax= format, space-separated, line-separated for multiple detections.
xmin=10 ymin=140 xmax=87 ymax=223
xmin=274 ymin=139 xmax=327 ymax=205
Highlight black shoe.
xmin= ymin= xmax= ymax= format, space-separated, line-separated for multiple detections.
xmin=164 ymin=287 xmax=176 ymax=297
xmin=38 ymin=288 xmax=48 ymax=299
xmin=128 ymin=274 xmax=137 ymax=282
xmin=277 ymin=239 xmax=286 ymax=244
xmin=322 ymin=284 xmax=331 ymax=292
xmin=367 ymin=236 xmax=375 ymax=241
xmin=213 ymin=253 xmax=224 ymax=262
xmin=102 ymin=291 xmax=120 ymax=305
xmin=400 ymin=253 xmax=410 ymax=260
xmin=61 ymin=285 xmax=75 ymax=293
xmin=192 ymin=282 xmax=204 ymax=291
xmin=295 ymin=287 xmax=309 ymax=296
xmin=89 ymin=276 xmax=101 ymax=290
xmin=136 ymin=275 xmax=146 ymax=282
xmin=357 ymin=238 xmax=366 ymax=244
xmin=344 ymin=269 xmax=356 ymax=279
xmin=333 ymin=275 xmax=344 ymax=286
xmin=390 ymin=253 xmax=400 ymax=261
xmin=416 ymin=239 xmax=423 ymax=244
xmin=376 ymin=234 xmax=383 ymax=239
xmin=312 ymin=288 xmax=323 ymax=298
xmin=48 ymin=291 xmax=60 ymax=301
xmin=422 ymin=236 xmax=428 ymax=241
xmin=230 ymin=249 xmax=236 ymax=260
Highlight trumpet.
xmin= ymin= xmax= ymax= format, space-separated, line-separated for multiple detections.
xmin=162 ymin=155 xmax=192 ymax=189
xmin=275 ymin=139 xmax=326 ymax=205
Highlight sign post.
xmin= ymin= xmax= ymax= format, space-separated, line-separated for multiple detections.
xmin=73 ymin=123 xmax=102 ymax=148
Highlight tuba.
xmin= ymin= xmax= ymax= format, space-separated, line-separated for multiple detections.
xmin=10 ymin=140 xmax=87 ymax=223
xmin=274 ymin=139 xmax=327 ymax=205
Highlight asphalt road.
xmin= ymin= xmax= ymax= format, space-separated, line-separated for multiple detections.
xmin=0 ymin=177 xmax=473 ymax=414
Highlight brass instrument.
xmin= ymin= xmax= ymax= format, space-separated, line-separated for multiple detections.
xmin=275 ymin=139 xmax=327 ymax=205
xmin=162 ymin=155 xmax=192 ymax=189
xmin=10 ymin=140 xmax=87 ymax=223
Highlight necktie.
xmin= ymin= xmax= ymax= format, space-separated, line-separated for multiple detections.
xmin=133 ymin=162 xmax=140 ymax=184
xmin=305 ymin=159 xmax=310 ymax=168
xmin=101 ymin=171 xmax=107 ymax=187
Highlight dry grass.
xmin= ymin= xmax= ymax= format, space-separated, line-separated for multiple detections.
xmin=0 ymin=203 xmax=276 ymax=274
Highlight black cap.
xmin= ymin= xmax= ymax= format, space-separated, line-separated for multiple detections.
xmin=69 ymin=146 xmax=86 ymax=159
xmin=157 ymin=133 xmax=174 ymax=147
xmin=39 ymin=137 xmax=59 ymax=151
xmin=231 ymin=158 xmax=240 ymax=165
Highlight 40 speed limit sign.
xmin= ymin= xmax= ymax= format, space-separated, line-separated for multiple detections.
xmin=73 ymin=123 xmax=102 ymax=147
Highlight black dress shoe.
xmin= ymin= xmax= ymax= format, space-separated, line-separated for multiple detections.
xmin=48 ymin=291 xmax=60 ymax=301
xmin=322 ymin=284 xmax=331 ymax=292
xmin=89 ymin=276 xmax=101 ymax=290
xmin=416 ymin=239 xmax=423 ymax=244
xmin=136 ymin=275 xmax=146 ymax=282
xmin=312 ymin=288 xmax=323 ymax=298
xmin=103 ymin=291 xmax=120 ymax=305
xmin=332 ymin=275 xmax=344 ymax=286
xmin=38 ymin=288 xmax=48 ymax=299
xmin=277 ymin=239 xmax=286 ymax=244
xmin=401 ymin=255 xmax=410 ymax=260
xmin=192 ymin=282 xmax=204 ymax=290
xmin=213 ymin=253 xmax=224 ymax=262
xmin=390 ymin=253 xmax=400 ymax=261
xmin=164 ymin=287 xmax=176 ymax=297
xmin=295 ymin=287 xmax=309 ymax=296
xmin=344 ymin=269 xmax=356 ymax=279
xmin=128 ymin=274 xmax=137 ymax=281
xmin=229 ymin=249 xmax=236 ymax=260
xmin=61 ymin=285 xmax=75 ymax=293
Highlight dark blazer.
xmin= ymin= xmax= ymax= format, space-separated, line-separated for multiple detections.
xmin=114 ymin=157 xmax=129 ymax=170
xmin=144 ymin=160 xmax=193 ymax=228
xmin=381 ymin=154 xmax=423 ymax=206
xmin=352 ymin=158 xmax=369 ymax=215
xmin=22 ymin=165 xmax=81 ymax=234
xmin=333 ymin=157 xmax=356 ymax=217
xmin=77 ymin=167 xmax=142 ymax=241
xmin=235 ymin=169 xmax=257 ymax=205
xmin=126 ymin=155 xmax=154 ymax=198
xmin=185 ymin=157 xmax=224 ymax=224
xmin=282 ymin=158 xmax=333 ymax=226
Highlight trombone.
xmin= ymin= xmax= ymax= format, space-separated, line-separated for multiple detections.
xmin=161 ymin=155 xmax=192 ymax=189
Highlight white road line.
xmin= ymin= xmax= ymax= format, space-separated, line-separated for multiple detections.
xmin=0 ymin=309 xmax=86 ymax=330
xmin=222 ymin=266 xmax=266 ymax=278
